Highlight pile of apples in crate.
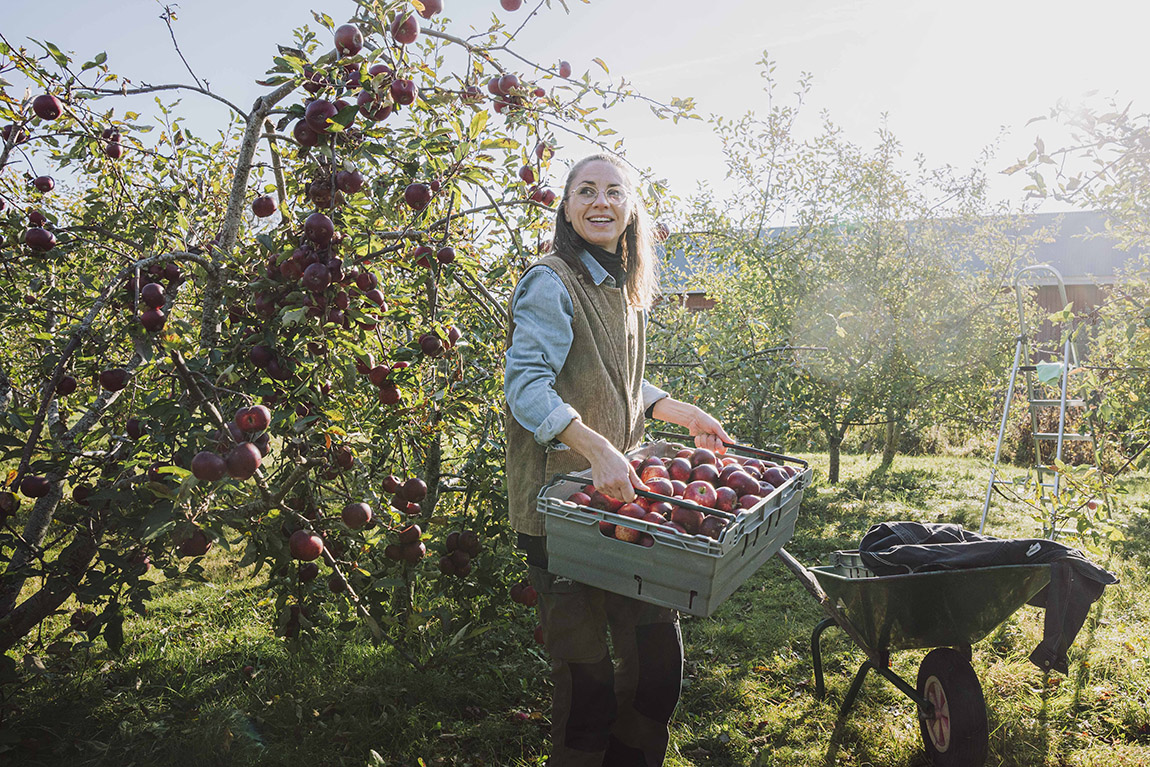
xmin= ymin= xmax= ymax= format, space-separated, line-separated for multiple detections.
xmin=564 ymin=446 xmax=799 ymax=547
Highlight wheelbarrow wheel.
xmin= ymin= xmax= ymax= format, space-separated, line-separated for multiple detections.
xmin=916 ymin=648 xmax=988 ymax=767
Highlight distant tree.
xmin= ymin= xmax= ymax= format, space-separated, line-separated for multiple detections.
xmin=651 ymin=60 xmax=1030 ymax=482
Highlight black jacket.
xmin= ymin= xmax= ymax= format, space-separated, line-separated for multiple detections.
xmin=858 ymin=521 xmax=1118 ymax=675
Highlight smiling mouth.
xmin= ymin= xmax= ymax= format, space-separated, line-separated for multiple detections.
xmin=587 ymin=217 xmax=614 ymax=223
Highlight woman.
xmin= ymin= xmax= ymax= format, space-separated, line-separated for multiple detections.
xmin=504 ymin=153 xmax=731 ymax=766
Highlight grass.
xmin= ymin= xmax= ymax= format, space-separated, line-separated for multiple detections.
xmin=2 ymin=452 xmax=1148 ymax=766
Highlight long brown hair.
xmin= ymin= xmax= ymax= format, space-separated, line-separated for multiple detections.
xmin=551 ymin=154 xmax=658 ymax=309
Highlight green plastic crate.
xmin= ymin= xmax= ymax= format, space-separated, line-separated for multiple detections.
xmin=537 ymin=442 xmax=810 ymax=617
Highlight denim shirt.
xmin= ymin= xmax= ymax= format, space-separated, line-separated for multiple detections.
xmin=505 ymin=250 xmax=669 ymax=447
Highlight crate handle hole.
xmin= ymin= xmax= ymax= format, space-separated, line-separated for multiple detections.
xmin=634 ymin=574 xmax=643 ymax=595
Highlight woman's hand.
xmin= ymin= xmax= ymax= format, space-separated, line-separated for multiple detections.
xmin=685 ymin=407 xmax=731 ymax=455
xmin=651 ymin=397 xmax=732 ymax=455
xmin=586 ymin=443 xmax=645 ymax=503
xmin=556 ymin=418 xmax=645 ymax=502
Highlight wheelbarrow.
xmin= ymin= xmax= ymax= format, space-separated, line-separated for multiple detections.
xmin=776 ymin=548 xmax=1051 ymax=767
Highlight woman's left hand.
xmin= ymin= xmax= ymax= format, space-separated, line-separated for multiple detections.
xmin=685 ymin=406 xmax=731 ymax=455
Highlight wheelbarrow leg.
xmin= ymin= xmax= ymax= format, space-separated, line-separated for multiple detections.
xmin=839 ymin=660 xmax=875 ymax=719
xmin=811 ymin=617 xmax=837 ymax=699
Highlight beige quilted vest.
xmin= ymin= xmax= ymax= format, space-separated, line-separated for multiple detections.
xmin=504 ymin=254 xmax=646 ymax=536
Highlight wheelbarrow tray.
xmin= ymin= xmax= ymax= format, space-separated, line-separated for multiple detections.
xmin=809 ymin=559 xmax=1051 ymax=655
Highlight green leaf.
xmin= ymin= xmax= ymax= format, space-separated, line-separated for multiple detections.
xmin=282 ymin=307 xmax=306 ymax=326
xmin=1036 ymin=362 xmax=1064 ymax=385
xmin=139 ymin=504 xmax=178 ymax=542
xmin=592 ymin=57 xmax=609 ymax=74
xmin=42 ymin=40 xmax=70 ymax=67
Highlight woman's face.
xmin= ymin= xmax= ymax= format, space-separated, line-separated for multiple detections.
xmin=564 ymin=160 xmax=631 ymax=253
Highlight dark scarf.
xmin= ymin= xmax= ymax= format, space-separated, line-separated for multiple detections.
xmin=576 ymin=235 xmax=625 ymax=287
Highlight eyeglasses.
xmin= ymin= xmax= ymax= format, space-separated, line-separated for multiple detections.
xmin=571 ymin=185 xmax=628 ymax=205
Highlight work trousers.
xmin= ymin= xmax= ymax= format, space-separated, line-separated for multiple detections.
xmin=528 ymin=566 xmax=683 ymax=767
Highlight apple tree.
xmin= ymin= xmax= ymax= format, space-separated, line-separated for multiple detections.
xmin=0 ymin=0 xmax=691 ymax=669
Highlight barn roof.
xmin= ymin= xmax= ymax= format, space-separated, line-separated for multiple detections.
xmin=659 ymin=210 xmax=1143 ymax=290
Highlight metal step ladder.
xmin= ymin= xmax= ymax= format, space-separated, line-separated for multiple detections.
xmin=980 ymin=265 xmax=1099 ymax=538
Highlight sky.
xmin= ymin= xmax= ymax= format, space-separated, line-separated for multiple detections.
xmin=2 ymin=0 xmax=1148 ymax=211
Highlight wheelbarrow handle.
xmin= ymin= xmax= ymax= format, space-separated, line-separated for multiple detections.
xmin=775 ymin=548 xmax=880 ymax=666
xmin=552 ymin=473 xmax=738 ymax=521
xmin=649 ymin=430 xmax=809 ymax=469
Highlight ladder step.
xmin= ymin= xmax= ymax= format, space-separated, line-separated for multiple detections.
xmin=991 ymin=477 xmax=1061 ymax=489
xmin=1029 ymin=399 xmax=1086 ymax=407
xmin=1033 ymin=433 xmax=1093 ymax=441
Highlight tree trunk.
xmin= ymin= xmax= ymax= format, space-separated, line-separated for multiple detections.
xmin=0 ymin=528 xmax=98 ymax=653
xmin=880 ymin=415 xmax=901 ymax=470
xmin=0 ymin=479 xmax=64 ymax=617
xmin=827 ymin=432 xmax=844 ymax=484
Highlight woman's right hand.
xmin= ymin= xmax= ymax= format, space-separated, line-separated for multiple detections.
xmin=557 ymin=417 xmax=644 ymax=503
xmin=587 ymin=443 xmax=645 ymax=504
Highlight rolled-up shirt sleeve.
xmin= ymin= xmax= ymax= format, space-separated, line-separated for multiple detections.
xmin=642 ymin=379 xmax=670 ymax=415
xmin=504 ymin=267 xmax=580 ymax=446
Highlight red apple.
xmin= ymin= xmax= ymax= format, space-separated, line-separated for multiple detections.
xmin=141 ymin=282 xmax=165 ymax=308
xmin=644 ymin=477 xmax=673 ymax=497
xmin=191 ymin=451 xmax=227 ymax=482
xmin=20 ymin=475 xmax=51 ymax=498
xmin=252 ymin=195 xmax=277 ymax=218
xmin=236 ymin=404 xmax=272 ymax=432
xmin=642 ymin=510 xmax=669 ymax=527
xmin=725 ymin=470 xmax=760 ymax=497
xmin=305 ymin=99 xmax=338 ymax=132
xmin=558 ymin=60 xmax=572 ymax=78
xmin=738 ymin=494 xmax=762 ymax=510
xmin=567 ymin=491 xmax=591 ymax=506
xmin=334 ymin=23 xmax=363 ymax=56
xmin=589 ymin=490 xmax=623 ymax=513
xmin=289 ymin=529 xmax=324 ymax=561
xmin=403 ymin=477 xmax=428 ymax=502
xmin=689 ymin=463 xmax=720 ymax=485
xmin=32 ymin=93 xmax=63 ymax=120
xmin=667 ymin=457 xmax=692 ymax=483
xmin=24 ymin=227 xmax=57 ymax=252
xmin=404 ymin=182 xmax=432 ymax=211
xmin=341 ymin=502 xmax=372 ymax=529
xmin=690 ymin=447 xmax=718 ymax=467
xmin=139 ymin=308 xmax=166 ymax=333
xmin=390 ymin=11 xmax=420 ymax=44
xmin=390 ymin=78 xmax=417 ymax=105
xmin=699 ymin=515 xmax=727 ymax=540
xmin=714 ymin=486 xmax=738 ymax=512
xmin=335 ymin=169 xmax=364 ymax=194
xmin=670 ymin=506 xmax=704 ymax=535
xmin=763 ymin=467 xmax=789 ymax=488
xmin=640 ymin=464 xmax=669 ymax=483
xmin=226 ymin=442 xmax=262 ymax=480
xmin=99 ymin=368 xmax=131 ymax=392
xmin=178 ymin=528 xmax=212 ymax=557
xmin=683 ymin=481 xmax=717 ymax=508
xmin=304 ymin=212 xmax=334 ymax=246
